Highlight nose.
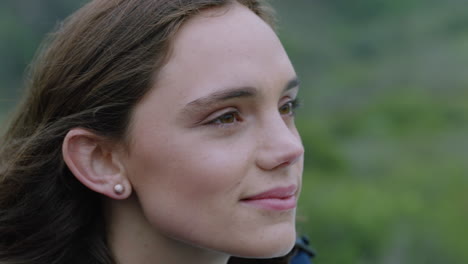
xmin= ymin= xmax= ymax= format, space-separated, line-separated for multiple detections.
xmin=255 ymin=115 xmax=304 ymax=171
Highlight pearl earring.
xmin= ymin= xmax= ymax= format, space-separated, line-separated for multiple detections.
xmin=114 ymin=184 xmax=124 ymax=195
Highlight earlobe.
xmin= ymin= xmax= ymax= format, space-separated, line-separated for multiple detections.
xmin=62 ymin=128 xmax=132 ymax=200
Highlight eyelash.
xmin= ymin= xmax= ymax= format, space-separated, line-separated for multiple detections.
xmin=206 ymin=98 xmax=301 ymax=128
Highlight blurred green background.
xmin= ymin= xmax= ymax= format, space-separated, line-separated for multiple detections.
xmin=1 ymin=1 xmax=467 ymax=263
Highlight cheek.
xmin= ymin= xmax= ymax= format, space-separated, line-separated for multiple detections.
xmin=131 ymin=140 xmax=250 ymax=198
xmin=125 ymin=133 xmax=253 ymax=236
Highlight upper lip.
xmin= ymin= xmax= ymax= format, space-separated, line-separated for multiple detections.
xmin=242 ymin=184 xmax=298 ymax=200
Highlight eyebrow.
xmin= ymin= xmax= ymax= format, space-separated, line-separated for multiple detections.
xmin=181 ymin=77 xmax=300 ymax=115
xmin=284 ymin=77 xmax=300 ymax=92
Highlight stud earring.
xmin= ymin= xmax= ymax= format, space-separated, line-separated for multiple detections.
xmin=114 ymin=184 xmax=124 ymax=195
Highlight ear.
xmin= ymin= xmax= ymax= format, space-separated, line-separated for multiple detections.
xmin=62 ymin=128 xmax=132 ymax=200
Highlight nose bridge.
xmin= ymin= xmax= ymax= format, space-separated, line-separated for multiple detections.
xmin=256 ymin=113 xmax=304 ymax=170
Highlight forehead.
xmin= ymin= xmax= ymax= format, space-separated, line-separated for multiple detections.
xmin=169 ymin=4 xmax=280 ymax=62
xmin=150 ymin=3 xmax=295 ymax=105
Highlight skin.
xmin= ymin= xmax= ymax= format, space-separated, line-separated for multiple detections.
xmin=66 ymin=3 xmax=303 ymax=264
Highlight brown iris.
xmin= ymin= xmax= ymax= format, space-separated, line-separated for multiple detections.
xmin=279 ymin=102 xmax=293 ymax=115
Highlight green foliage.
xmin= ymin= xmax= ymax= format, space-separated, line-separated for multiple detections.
xmin=272 ymin=0 xmax=468 ymax=263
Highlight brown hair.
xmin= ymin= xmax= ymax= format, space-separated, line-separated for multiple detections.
xmin=0 ymin=0 xmax=294 ymax=263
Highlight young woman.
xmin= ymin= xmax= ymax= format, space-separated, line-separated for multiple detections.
xmin=0 ymin=0 xmax=313 ymax=263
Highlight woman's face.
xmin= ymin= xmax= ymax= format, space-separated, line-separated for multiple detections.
xmin=123 ymin=3 xmax=304 ymax=258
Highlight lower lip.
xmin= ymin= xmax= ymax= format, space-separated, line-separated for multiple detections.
xmin=241 ymin=196 xmax=296 ymax=211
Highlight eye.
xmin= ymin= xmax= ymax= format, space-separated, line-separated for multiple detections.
xmin=209 ymin=111 xmax=241 ymax=125
xmin=279 ymin=99 xmax=300 ymax=116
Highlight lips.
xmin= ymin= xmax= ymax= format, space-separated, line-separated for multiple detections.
xmin=241 ymin=185 xmax=297 ymax=211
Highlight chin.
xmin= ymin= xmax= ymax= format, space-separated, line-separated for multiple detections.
xmin=231 ymin=224 xmax=297 ymax=259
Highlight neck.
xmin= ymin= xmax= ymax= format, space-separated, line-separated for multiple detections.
xmin=105 ymin=195 xmax=230 ymax=264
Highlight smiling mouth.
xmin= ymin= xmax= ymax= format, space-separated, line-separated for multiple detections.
xmin=240 ymin=185 xmax=297 ymax=211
